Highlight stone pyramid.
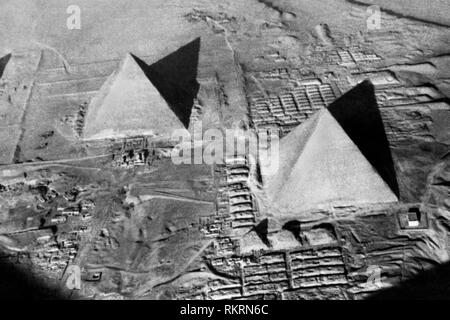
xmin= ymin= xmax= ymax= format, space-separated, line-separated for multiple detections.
xmin=264 ymin=108 xmax=398 ymax=214
xmin=83 ymin=53 xmax=187 ymax=140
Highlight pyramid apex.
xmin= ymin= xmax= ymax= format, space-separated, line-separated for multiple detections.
xmin=123 ymin=52 xmax=138 ymax=63
xmin=114 ymin=52 xmax=145 ymax=77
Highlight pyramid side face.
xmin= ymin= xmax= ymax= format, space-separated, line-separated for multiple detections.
xmin=83 ymin=54 xmax=186 ymax=140
xmin=263 ymin=110 xmax=323 ymax=198
xmin=0 ymin=53 xmax=12 ymax=79
xmin=272 ymin=110 xmax=398 ymax=213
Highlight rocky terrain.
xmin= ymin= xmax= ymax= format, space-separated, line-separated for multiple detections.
xmin=0 ymin=0 xmax=449 ymax=300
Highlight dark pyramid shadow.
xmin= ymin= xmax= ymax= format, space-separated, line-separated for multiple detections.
xmin=131 ymin=37 xmax=201 ymax=128
xmin=282 ymin=220 xmax=302 ymax=241
xmin=0 ymin=257 xmax=68 ymax=300
xmin=254 ymin=219 xmax=271 ymax=247
xmin=368 ymin=261 xmax=450 ymax=300
xmin=0 ymin=53 xmax=12 ymax=79
xmin=327 ymin=80 xmax=400 ymax=198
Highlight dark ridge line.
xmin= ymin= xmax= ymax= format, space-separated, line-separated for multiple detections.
xmin=346 ymin=0 xmax=450 ymax=28
xmin=379 ymin=98 xmax=450 ymax=109
xmin=428 ymin=53 xmax=450 ymax=59
xmin=388 ymin=61 xmax=437 ymax=68
xmin=255 ymin=0 xmax=285 ymax=15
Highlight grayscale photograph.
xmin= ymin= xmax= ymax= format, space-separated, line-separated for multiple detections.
xmin=0 ymin=0 xmax=449 ymax=305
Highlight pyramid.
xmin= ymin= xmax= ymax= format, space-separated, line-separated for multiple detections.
xmin=263 ymin=108 xmax=398 ymax=214
xmin=132 ymin=38 xmax=200 ymax=128
xmin=83 ymin=53 xmax=187 ymax=140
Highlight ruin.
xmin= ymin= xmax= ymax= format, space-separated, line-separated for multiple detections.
xmin=0 ymin=0 xmax=449 ymax=302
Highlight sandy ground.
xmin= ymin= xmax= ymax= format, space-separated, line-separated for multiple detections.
xmin=0 ymin=0 xmax=449 ymax=300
